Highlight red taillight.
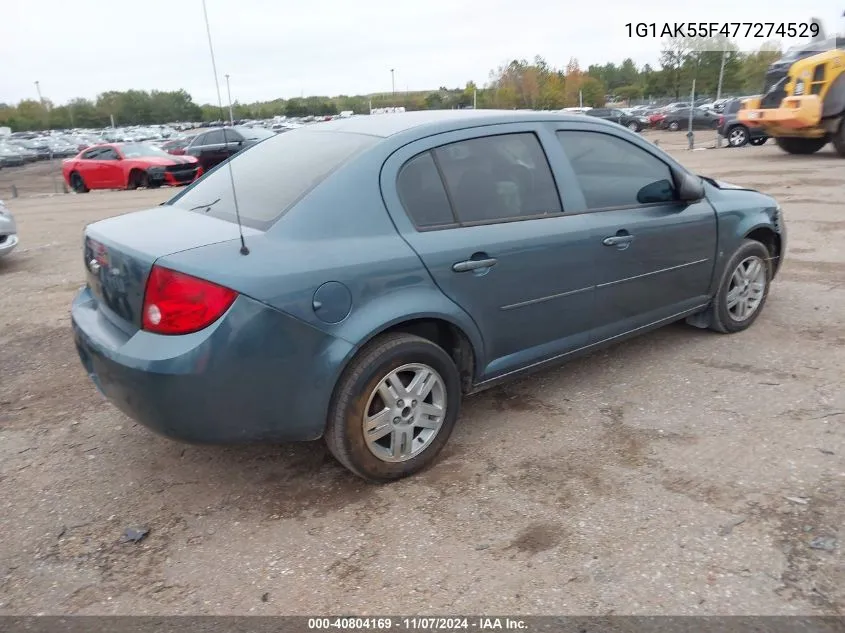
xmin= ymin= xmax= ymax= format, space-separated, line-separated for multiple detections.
xmin=141 ymin=265 xmax=237 ymax=335
xmin=171 ymin=148 xmax=185 ymax=155
xmin=719 ymin=116 xmax=725 ymax=126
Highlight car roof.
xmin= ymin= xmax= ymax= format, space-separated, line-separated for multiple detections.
xmin=306 ymin=108 xmax=597 ymax=138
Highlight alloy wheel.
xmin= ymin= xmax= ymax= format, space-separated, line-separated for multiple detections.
xmin=362 ymin=363 xmax=447 ymax=463
xmin=729 ymin=128 xmax=748 ymax=147
xmin=727 ymin=256 xmax=767 ymax=321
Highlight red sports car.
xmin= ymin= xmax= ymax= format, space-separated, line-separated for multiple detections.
xmin=62 ymin=142 xmax=203 ymax=193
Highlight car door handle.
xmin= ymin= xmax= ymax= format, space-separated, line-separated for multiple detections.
xmin=452 ymin=258 xmax=498 ymax=272
xmin=603 ymin=235 xmax=635 ymax=247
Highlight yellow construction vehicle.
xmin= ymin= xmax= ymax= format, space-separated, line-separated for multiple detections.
xmin=738 ymin=18 xmax=845 ymax=155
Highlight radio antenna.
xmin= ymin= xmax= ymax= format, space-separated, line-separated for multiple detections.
xmin=201 ymin=0 xmax=249 ymax=255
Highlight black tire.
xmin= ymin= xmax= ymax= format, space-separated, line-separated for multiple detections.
xmin=749 ymin=137 xmax=768 ymax=146
xmin=627 ymin=121 xmax=641 ymax=132
xmin=709 ymin=239 xmax=772 ymax=334
xmin=667 ymin=120 xmax=680 ymax=131
xmin=127 ymin=169 xmax=147 ymax=190
xmin=775 ymin=136 xmax=827 ymax=155
xmin=69 ymin=172 xmax=89 ymax=193
xmin=727 ymin=126 xmax=749 ymax=147
xmin=324 ymin=333 xmax=462 ymax=482
xmin=831 ymin=118 xmax=845 ymax=157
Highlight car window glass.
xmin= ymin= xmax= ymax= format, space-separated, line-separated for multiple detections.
xmin=224 ymin=129 xmax=243 ymax=143
xmin=205 ymin=130 xmax=224 ymax=144
xmin=433 ymin=133 xmax=561 ymax=224
xmin=82 ymin=148 xmax=102 ymax=159
xmin=396 ymin=151 xmax=456 ymax=228
xmin=99 ymin=148 xmax=119 ymax=160
xmin=556 ymin=131 xmax=677 ymax=209
xmin=169 ymin=130 xmax=378 ymax=230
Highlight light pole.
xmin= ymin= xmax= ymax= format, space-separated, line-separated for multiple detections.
xmin=34 ymin=80 xmax=44 ymax=104
xmin=225 ymin=74 xmax=234 ymax=125
xmin=391 ymin=69 xmax=395 ymax=98
xmin=714 ymin=49 xmax=727 ymax=148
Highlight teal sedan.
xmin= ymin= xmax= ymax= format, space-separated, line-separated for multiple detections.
xmin=72 ymin=110 xmax=785 ymax=482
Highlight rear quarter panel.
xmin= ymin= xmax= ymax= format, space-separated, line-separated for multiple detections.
xmin=160 ymin=150 xmax=486 ymax=425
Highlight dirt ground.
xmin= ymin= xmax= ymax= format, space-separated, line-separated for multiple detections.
xmin=0 ymin=131 xmax=843 ymax=616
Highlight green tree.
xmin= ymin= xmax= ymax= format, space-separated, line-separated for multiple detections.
xmin=739 ymin=41 xmax=782 ymax=93
xmin=660 ymin=37 xmax=692 ymax=99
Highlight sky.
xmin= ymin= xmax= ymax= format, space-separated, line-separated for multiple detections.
xmin=2 ymin=0 xmax=843 ymax=106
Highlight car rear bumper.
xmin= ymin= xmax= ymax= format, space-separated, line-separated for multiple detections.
xmin=71 ymin=286 xmax=353 ymax=444
xmin=0 ymin=233 xmax=18 ymax=257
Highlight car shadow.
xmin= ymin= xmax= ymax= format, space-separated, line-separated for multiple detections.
xmin=103 ymin=320 xmax=712 ymax=522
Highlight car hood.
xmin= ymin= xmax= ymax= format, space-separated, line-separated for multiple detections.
xmin=133 ymin=155 xmax=198 ymax=166
xmin=701 ymin=176 xmax=756 ymax=192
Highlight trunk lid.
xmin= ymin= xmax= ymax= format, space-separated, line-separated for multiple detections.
xmin=83 ymin=206 xmax=261 ymax=334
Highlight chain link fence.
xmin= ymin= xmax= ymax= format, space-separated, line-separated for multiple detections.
xmin=0 ymin=155 xmax=68 ymax=199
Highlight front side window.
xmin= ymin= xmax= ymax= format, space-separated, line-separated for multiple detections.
xmin=432 ymin=133 xmax=562 ymax=224
xmin=224 ymin=129 xmax=244 ymax=144
xmin=556 ymin=131 xmax=677 ymax=209
xmin=204 ymin=130 xmax=224 ymax=145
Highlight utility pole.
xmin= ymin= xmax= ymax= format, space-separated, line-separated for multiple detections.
xmin=225 ymin=74 xmax=234 ymax=125
xmin=714 ymin=50 xmax=727 ymax=148
xmin=687 ymin=79 xmax=696 ymax=150
xmin=34 ymin=80 xmax=44 ymax=104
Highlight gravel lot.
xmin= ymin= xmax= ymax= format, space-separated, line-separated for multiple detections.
xmin=1 ymin=133 xmax=843 ymax=615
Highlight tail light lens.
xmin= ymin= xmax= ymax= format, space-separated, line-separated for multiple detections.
xmin=719 ymin=116 xmax=725 ymax=126
xmin=142 ymin=265 xmax=237 ymax=335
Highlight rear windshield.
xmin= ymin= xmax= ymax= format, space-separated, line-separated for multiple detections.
xmin=167 ymin=130 xmax=378 ymax=230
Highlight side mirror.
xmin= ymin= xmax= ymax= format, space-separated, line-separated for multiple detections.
xmin=637 ymin=179 xmax=675 ymax=204
xmin=677 ymin=171 xmax=704 ymax=202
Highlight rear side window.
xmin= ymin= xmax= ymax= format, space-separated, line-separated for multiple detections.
xmin=557 ymin=130 xmax=677 ymax=209
xmin=397 ymin=152 xmax=455 ymax=227
xmin=168 ymin=130 xmax=378 ymax=230
xmin=431 ymin=133 xmax=562 ymax=224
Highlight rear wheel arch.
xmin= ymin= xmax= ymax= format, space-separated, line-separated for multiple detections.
xmin=344 ymin=317 xmax=478 ymax=395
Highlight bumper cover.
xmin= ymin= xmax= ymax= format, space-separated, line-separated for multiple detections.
xmin=71 ymin=287 xmax=353 ymax=444
xmin=738 ymin=95 xmax=823 ymax=131
xmin=0 ymin=233 xmax=18 ymax=257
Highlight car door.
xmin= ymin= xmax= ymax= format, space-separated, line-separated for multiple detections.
xmin=96 ymin=147 xmax=125 ymax=188
xmin=223 ymin=129 xmax=244 ymax=158
xmin=380 ymin=124 xmax=597 ymax=380
xmin=77 ymin=147 xmax=105 ymax=186
xmin=553 ymin=126 xmax=717 ymax=340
